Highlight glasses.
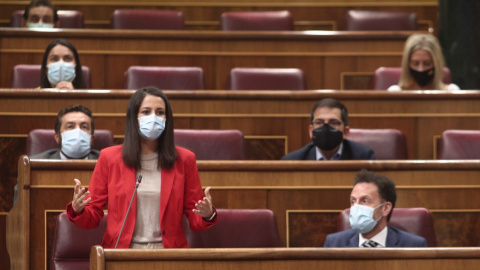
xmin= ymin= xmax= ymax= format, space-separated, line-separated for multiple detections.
xmin=312 ymin=119 xmax=343 ymax=130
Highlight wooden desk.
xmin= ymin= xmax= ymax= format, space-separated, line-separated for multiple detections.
xmin=0 ymin=28 xmax=413 ymax=90
xmin=90 ymin=247 xmax=480 ymax=270
xmin=2 ymin=89 xmax=480 ymax=224
xmin=6 ymin=158 xmax=480 ymax=269
xmin=0 ymin=0 xmax=439 ymax=31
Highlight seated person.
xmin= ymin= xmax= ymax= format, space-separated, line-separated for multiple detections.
xmin=324 ymin=170 xmax=428 ymax=247
xmin=40 ymin=39 xmax=86 ymax=89
xmin=15 ymin=104 xmax=99 ymax=204
xmin=22 ymin=0 xmax=58 ymax=28
xmin=32 ymin=104 xmax=99 ymax=159
xmin=388 ymin=34 xmax=460 ymax=91
xmin=281 ymin=98 xmax=376 ymax=160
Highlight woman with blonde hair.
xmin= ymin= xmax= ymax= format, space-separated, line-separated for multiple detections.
xmin=388 ymin=34 xmax=459 ymax=91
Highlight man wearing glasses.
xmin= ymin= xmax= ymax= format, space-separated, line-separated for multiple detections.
xmin=282 ymin=98 xmax=376 ymax=160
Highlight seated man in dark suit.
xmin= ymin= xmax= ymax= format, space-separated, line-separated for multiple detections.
xmin=324 ymin=170 xmax=427 ymax=247
xmin=14 ymin=104 xmax=99 ymax=204
xmin=282 ymin=98 xmax=376 ymax=160
xmin=32 ymin=104 xmax=99 ymax=159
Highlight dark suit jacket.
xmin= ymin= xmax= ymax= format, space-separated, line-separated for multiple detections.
xmin=324 ymin=227 xmax=428 ymax=247
xmin=30 ymin=148 xmax=100 ymax=159
xmin=281 ymin=140 xmax=376 ymax=160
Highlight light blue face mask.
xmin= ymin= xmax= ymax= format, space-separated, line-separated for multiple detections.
xmin=349 ymin=203 xmax=385 ymax=234
xmin=138 ymin=114 xmax=166 ymax=140
xmin=60 ymin=128 xmax=92 ymax=158
xmin=27 ymin=22 xmax=54 ymax=29
xmin=47 ymin=61 xmax=76 ymax=86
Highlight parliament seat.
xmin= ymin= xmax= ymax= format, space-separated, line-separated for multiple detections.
xmin=10 ymin=64 xmax=92 ymax=88
xmin=26 ymin=129 xmax=114 ymax=156
xmin=174 ymin=129 xmax=244 ymax=160
xmin=11 ymin=10 xmax=85 ymax=28
xmin=337 ymin=208 xmax=437 ymax=247
xmin=437 ymin=130 xmax=480 ymax=159
xmin=183 ymin=209 xmax=282 ymax=247
xmin=373 ymin=67 xmax=452 ymax=90
xmin=345 ymin=10 xmax=417 ymax=31
xmin=50 ymin=212 xmax=107 ymax=270
xmin=125 ymin=66 xmax=205 ymax=90
xmin=348 ymin=129 xmax=408 ymax=159
xmin=111 ymin=9 xmax=184 ymax=30
xmin=229 ymin=67 xmax=306 ymax=90
xmin=221 ymin=10 xmax=294 ymax=31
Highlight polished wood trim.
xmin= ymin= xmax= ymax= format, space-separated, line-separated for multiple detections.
xmin=25 ymin=159 xmax=480 ymax=171
xmin=90 ymin=246 xmax=480 ymax=270
xmin=3 ymin=89 xmax=480 ymax=101
xmin=96 ymin=247 xmax=480 ymax=260
xmin=0 ymin=28 xmax=419 ymax=40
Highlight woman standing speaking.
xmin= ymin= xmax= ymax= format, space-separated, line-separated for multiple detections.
xmin=66 ymin=87 xmax=217 ymax=248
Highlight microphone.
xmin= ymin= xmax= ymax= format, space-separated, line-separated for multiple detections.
xmin=115 ymin=175 xmax=142 ymax=248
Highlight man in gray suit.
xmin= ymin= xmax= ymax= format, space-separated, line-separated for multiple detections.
xmin=324 ymin=170 xmax=427 ymax=247
xmin=31 ymin=104 xmax=99 ymax=159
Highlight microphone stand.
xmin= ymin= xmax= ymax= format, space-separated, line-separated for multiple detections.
xmin=115 ymin=175 xmax=142 ymax=248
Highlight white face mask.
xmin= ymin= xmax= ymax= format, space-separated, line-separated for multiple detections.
xmin=27 ymin=22 xmax=54 ymax=29
xmin=47 ymin=60 xmax=76 ymax=86
xmin=349 ymin=203 xmax=384 ymax=234
xmin=60 ymin=128 xmax=92 ymax=158
xmin=138 ymin=114 xmax=166 ymax=140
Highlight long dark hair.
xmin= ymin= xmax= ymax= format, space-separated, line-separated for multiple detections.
xmin=40 ymin=39 xmax=86 ymax=89
xmin=122 ymin=87 xmax=177 ymax=170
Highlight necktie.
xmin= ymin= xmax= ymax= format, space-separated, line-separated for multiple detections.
xmin=361 ymin=240 xmax=379 ymax=248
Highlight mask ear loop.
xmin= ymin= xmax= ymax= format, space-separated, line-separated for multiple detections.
xmin=373 ymin=202 xmax=386 ymax=222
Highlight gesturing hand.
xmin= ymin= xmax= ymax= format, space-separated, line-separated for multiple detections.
xmin=193 ymin=187 xmax=214 ymax=219
xmin=72 ymin=178 xmax=91 ymax=214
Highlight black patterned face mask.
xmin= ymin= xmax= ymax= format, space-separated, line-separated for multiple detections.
xmin=410 ymin=67 xmax=434 ymax=87
xmin=312 ymin=124 xmax=343 ymax=151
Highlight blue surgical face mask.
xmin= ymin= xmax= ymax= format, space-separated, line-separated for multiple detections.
xmin=27 ymin=22 xmax=54 ymax=29
xmin=47 ymin=60 xmax=76 ymax=86
xmin=60 ymin=128 xmax=92 ymax=158
xmin=138 ymin=114 xmax=166 ymax=140
xmin=349 ymin=203 xmax=385 ymax=234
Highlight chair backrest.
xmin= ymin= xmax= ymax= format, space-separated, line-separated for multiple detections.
xmin=50 ymin=212 xmax=107 ymax=270
xmin=345 ymin=10 xmax=417 ymax=31
xmin=26 ymin=129 xmax=114 ymax=156
xmin=183 ymin=209 xmax=282 ymax=247
xmin=174 ymin=129 xmax=245 ymax=160
xmin=348 ymin=129 xmax=408 ymax=159
xmin=437 ymin=130 xmax=480 ymax=159
xmin=10 ymin=10 xmax=84 ymax=28
xmin=373 ymin=67 xmax=452 ymax=90
xmin=111 ymin=9 xmax=184 ymax=30
xmin=125 ymin=66 xmax=205 ymax=90
xmin=10 ymin=64 xmax=92 ymax=88
xmin=337 ymin=208 xmax=437 ymax=247
xmin=221 ymin=10 xmax=294 ymax=31
xmin=229 ymin=67 xmax=306 ymax=90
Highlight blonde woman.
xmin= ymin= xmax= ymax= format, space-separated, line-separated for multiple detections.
xmin=388 ymin=34 xmax=460 ymax=91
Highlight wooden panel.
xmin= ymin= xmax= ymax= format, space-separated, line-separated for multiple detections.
xmin=0 ymin=29 xmax=412 ymax=89
xmin=0 ymin=213 xmax=10 ymax=269
xmin=6 ymin=159 xmax=480 ymax=270
xmin=90 ymin=247 xmax=480 ymax=270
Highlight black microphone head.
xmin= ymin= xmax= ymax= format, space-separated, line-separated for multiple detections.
xmin=136 ymin=175 xmax=142 ymax=184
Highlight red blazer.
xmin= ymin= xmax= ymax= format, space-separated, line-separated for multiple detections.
xmin=67 ymin=145 xmax=216 ymax=248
